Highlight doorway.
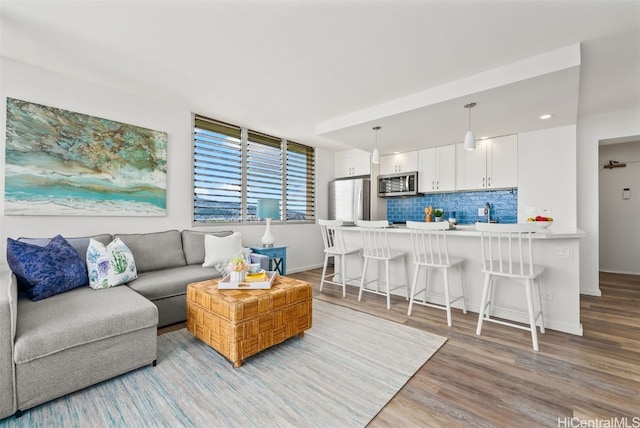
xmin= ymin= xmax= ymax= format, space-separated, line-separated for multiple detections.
xmin=598 ymin=137 xmax=640 ymax=275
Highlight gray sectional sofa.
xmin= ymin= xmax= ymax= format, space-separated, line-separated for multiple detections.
xmin=0 ymin=229 xmax=268 ymax=420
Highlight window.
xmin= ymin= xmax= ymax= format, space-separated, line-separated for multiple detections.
xmin=286 ymin=141 xmax=315 ymax=221
xmin=247 ymin=131 xmax=282 ymax=221
xmin=193 ymin=117 xmax=242 ymax=223
xmin=193 ymin=114 xmax=315 ymax=224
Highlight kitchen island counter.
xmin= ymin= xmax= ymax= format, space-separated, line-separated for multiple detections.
xmin=336 ymin=223 xmax=584 ymax=336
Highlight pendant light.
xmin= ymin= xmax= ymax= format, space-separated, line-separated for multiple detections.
xmin=372 ymin=126 xmax=381 ymax=164
xmin=464 ymin=102 xmax=477 ymax=151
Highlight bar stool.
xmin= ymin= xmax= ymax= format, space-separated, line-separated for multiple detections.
xmin=357 ymin=220 xmax=409 ymax=310
xmin=475 ymin=222 xmax=546 ymax=351
xmin=406 ymin=221 xmax=467 ymax=326
xmin=318 ymin=219 xmax=362 ymax=297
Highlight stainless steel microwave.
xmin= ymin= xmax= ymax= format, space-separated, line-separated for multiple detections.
xmin=377 ymin=171 xmax=419 ymax=197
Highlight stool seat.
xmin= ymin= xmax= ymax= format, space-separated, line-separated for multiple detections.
xmin=475 ymin=222 xmax=546 ymax=351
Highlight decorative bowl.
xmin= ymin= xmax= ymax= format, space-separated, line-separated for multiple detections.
xmin=534 ymin=221 xmax=553 ymax=229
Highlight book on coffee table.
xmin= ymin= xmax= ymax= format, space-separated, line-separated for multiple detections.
xmin=218 ymin=270 xmax=278 ymax=290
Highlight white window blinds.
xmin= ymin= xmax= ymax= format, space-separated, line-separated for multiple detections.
xmin=192 ymin=114 xmax=315 ymax=224
xmin=286 ymin=141 xmax=315 ymax=221
xmin=247 ymin=131 xmax=283 ymax=221
xmin=193 ymin=117 xmax=242 ymax=223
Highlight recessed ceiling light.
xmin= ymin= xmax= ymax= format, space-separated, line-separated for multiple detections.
xmin=480 ymin=136 xmax=489 ymax=140
xmin=394 ymin=151 xmax=400 ymax=154
xmin=540 ymin=114 xmax=553 ymax=120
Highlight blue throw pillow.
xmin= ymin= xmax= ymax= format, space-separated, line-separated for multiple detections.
xmin=6 ymin=235 xmax=89 ymax=301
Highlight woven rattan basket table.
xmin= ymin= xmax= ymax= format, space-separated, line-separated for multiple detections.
xmin=186 ymin=275 xmax=312 ymax=367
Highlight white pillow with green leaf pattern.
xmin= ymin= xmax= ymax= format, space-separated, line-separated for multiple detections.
xmin=86 ymin=237 xmax=137 ymax=289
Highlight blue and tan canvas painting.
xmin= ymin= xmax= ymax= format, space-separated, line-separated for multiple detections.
xmin=4 ymin=98 xmax=167 ymax=216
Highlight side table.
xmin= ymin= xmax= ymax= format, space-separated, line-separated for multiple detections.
xmin=250 ymin=246 xmax=287 ymax=275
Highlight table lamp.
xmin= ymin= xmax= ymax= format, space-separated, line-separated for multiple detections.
xmin=257 ymin=198 xmax=279 ymax=247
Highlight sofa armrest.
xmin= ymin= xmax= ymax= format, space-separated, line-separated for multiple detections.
xmin=250 ymin=253 xmax=270 ymax=272
xmin=0 ymin=272 xmax=17 ymax=418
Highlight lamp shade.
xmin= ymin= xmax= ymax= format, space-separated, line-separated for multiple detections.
xmin=257 ymin=198 xmax=279 ymax=220
xmin=372 ymin=148 xmax=380 ymax=164
xmin=464 ymin=130 xmax=476 ymax=151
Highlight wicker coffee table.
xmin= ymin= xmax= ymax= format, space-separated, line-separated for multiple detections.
xmin=186 ymin=275 xmax=313 ymax=368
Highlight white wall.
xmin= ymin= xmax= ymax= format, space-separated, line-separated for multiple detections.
xmin=0 ymin=59 xmax=328 ymax=273
xmin=598 ymin=141 xmax=640 ymax=274
xmin=577 ymin=107 xmax=640 ymax=295
xmin=517 ymin=125 xmax=577 ymax=228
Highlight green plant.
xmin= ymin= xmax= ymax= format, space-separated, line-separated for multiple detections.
xmin=434 ymin=209 xmax=444 ymax=218
xmin=111 ymin=249 xmax=129 ymax=274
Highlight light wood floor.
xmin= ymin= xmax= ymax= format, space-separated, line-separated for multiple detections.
xmin=162 ymin=270 xmax=639 ymax=427
xmin=288 ymin=269 xmax=640 ymax=427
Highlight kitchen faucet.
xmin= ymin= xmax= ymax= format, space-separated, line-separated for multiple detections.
xmin=484 ymin=202 xmax=491 ymax=223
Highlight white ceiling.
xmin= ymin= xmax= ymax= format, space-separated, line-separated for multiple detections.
xmin=1 ymin=1 xmax=639 ymax=155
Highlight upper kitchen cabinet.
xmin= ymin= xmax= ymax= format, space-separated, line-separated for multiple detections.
xmin=418 ymin=145 xmax=456 ymax=193
xmin=335 ymin=148 xmax=371 ymax=178
xmin=457 ymin=134 xmax=518 ymax=190
xmin=379 ymin=151 xmax=418 ymax=175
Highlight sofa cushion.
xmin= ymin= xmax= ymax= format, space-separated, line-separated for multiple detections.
xmin=181 ymin=230 xmax=233 ymax=265
xmin=126 ymin=264 xmax=221 ymax=301
xmin=202 ymin=232 xmax=244 ymax=268
xmin=18 ymin=234 xmax=113 ymax=260
xmin=116 ymin=230 xmax=186 ymax=273
xmin=86 ymin=237 xmax=138 ymax=289
xmin=14 ymin=285 xmax=157 ymax=364
xmin=6 ymin=235 xmax=89 ymax=301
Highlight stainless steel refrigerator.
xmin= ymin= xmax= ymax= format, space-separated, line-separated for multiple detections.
xmin=328 ymin=177 xmax=371 ymax=224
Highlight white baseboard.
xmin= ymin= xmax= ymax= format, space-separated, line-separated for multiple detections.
xmin=600 ymin=269 xmax=640 ymax=276
xmin=286 ymin=263 xmax=324 ymax=274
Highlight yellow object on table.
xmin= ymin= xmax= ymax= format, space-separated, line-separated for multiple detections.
xmin=425 ymin=206 xmax=433 ymax=222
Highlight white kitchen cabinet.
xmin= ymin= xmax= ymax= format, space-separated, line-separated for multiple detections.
xmin=457 ymin=134 xmax=518 ymax=190
xmin=334 ymin=149 xmax=371 ymax=178
xmin=418 ymin=145 xmax=456 ymax=192
xmin=379 ymin=151 xmax=418 ymax=175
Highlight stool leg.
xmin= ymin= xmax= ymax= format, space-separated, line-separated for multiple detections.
xmin=476 ymin=273 xmax=492 ymax=335
xmin=340 ymin=254 xmax=346 ymax=298
xmin=457 ymin=266 xmax=468 ymax=314
xmin=385 ymin=259 xmax=391 ymax=310
xmin=402 ymin=256 xmax=409 ymax=300
xmin=408 ymin=264 xmax=420 ymax=315
xmin=525 ymin=278 xmax=540 ymax=351
xmin=443 ymin=267 xmax=452 ymax=327
xmin=423 ymin=268 xmax=430 ymax=304
xmin=358 ymin=257 xmax=369 ymax=302
xmin=535 ymin=279 xmax=546 ymax=334
xmin=320 ymin=252 xmax=329 ymax=293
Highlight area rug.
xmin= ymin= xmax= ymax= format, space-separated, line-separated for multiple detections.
xmin=1 ymin=300 xmax=446 ymax=427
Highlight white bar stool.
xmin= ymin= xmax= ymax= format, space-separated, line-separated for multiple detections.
xmin=406 ymin=221 xmax=467 ymax=326
xmin=357 ymin=220 xmax=409 ymax=310
xmin=318 ymin=219 xmax=362 ymax=297
xmin=475 ymin=222 xmax=546 ymax=351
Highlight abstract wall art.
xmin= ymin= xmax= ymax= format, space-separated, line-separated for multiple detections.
xmin=4 ymin=98 xmax=167 ymax=216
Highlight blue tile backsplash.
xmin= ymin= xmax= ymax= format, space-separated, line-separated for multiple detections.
xmin=386 ymin=189 xmax=518 ymax=224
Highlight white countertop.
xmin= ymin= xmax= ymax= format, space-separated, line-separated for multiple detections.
xmin=340 ymin=224 xmax=585 ymax=239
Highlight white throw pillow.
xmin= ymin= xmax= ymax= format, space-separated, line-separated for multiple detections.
xmin=202 ymin=232 xmax=244 ymax=268
xmin=86 ymin=237 xmax=138 ymax=289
